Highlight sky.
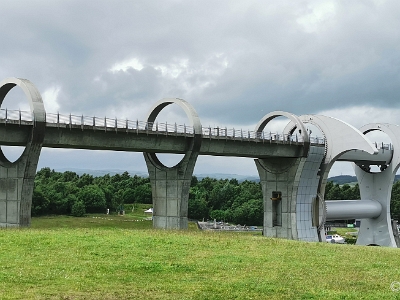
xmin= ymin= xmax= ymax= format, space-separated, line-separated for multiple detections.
xmin=1 ymin=0 xmax=400 ymax=177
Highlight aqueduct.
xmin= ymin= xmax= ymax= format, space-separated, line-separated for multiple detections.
xmin=0 ymin=77 xmax=399 ymax=247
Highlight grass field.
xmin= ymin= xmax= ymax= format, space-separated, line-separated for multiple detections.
xmin=1 ymin=213 xmax=400 ymax=299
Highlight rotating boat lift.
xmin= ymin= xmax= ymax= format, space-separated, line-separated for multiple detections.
xmin=257 ymin=113 xmax=400 ymax=247
xmin=0 ymin=77 xmax=399 ymax=247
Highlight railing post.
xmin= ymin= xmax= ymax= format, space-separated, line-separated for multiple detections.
xmin=126 ymin=119 xmax=128 ymax=133
xmin=93 ymin=116 xmax=95 ymax=130
xmin=19 ymin=109 xmax=21 ymax=126
xmin=81 ymin=115 xmax=84 ymax=130
xmin=57 ymin=112 xmax=60 ymax=128
xmin=233 ymin=128 xmax=235 ymax=139
xmin=69 ymin=114 xmax=72 ymax=130
xmin=136 ymin=120 xmax=139 ymax=134
xmin=165 ymin=121 xmax=168 ymax=136
xmin=184 ymin=123 xmax=186 ymax=135
xmin=115 ymin=117 xmax=118 ymax=133
xmin=5 ymin=108 xmax=7 ymax=125
xmin=104 ymin=117 xmax=107 ymax=132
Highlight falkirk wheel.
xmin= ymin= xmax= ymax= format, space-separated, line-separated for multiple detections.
xmin=0 ymin=77 xmax=399 ymax=248
xmin=256 ymin=113 xmax=399 ymax=247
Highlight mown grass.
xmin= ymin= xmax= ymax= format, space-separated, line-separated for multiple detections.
xmin=0 ymin=215 xmax=400 ymax=299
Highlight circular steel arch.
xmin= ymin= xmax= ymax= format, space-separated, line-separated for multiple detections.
xmin=144 ymin=98 xmax=202 ymax=169
xmin=359 ymin=123 xmax=398 ymax=171
xmin=255 ymin=110 xmax=310 ymax=156
xmin=0 ymin=78 xmax=45 ymax=167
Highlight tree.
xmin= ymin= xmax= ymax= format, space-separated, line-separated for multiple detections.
xmin=71 ymin=201 xmax=86 ymax=217
xmin=188 ymin=198 xmax=209 ymax=220
xmin=32 ymin=187 xmax=50 ymax=216
xmin=133 ymin=184 xmax=152 ymax=204
xmin=391 ymin=181 xmax=400 ymax=220
xmin=77 ymin=173 xmax=94 ymax=188
xmin=78 ymin=185 xmax=106 ymax=213
xmin=210 ymin=209 xmax=226 ymax=221
xmin=326 ymin=183 xmax=342 ymax=200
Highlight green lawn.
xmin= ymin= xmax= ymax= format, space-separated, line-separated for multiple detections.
xmin=0 ymin=215 xmax=399 ymax=299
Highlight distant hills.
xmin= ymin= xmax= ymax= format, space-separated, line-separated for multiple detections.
xmin=328 ymin=174 xmax=400 ymax=185
xmin=51 ymin=168 xmax=400 ymax=184
xmin=327 ymin=175 xmax=357 ymax=185
xmin=54 ymin=168 xmax=148 ymax=178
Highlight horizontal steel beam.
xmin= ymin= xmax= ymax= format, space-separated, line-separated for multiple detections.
xmin=337 ymin=149 xmax=393 ymax=165
xmin=325 ymin=200 xmax=382 ymax=220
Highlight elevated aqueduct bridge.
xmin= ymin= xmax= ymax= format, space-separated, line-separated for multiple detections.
xmin=0 ymin=78 xmax=399 ymax=247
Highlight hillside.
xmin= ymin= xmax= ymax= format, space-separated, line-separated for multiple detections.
xmin=328 ymin=174 xmax=400 ymax=185
xmin=0 ymin=215 xmax=398 ymax=299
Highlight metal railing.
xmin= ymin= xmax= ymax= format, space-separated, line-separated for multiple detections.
xmin=0 ymin=108 xmax=326 ymax=145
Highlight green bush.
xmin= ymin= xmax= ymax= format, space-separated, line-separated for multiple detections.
xmin=345 ymin=237 xmax=357 ymax=245
xmin=71 ymin=201 xmax=86 ymax=217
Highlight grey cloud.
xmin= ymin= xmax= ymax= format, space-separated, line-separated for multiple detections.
xmin=2 ymin=1 xmax=400 ymax=175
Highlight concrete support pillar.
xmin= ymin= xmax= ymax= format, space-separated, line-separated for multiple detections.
xmin=254 ymin=111 xmax=326 ymax=241
xmin=256 ymin=146 xmax=325 ymax=241
xmin=353 ymin=122 xmax=400 ymax=247
xmin=143 ymin=98 xmax=202 ymax=230
xmin=0 ymin=78 xmax=45 ymax=227
xmin=145 ymin=151 xmax=196 ymax=229
xmin=355 ymin=167 xmax=397 ymax=247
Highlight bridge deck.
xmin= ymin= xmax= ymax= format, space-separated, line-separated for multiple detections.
xmin=0 ymin=118 xmax=392 ymax=162
xmin=0 ymin=121 xmax=311 ymax=158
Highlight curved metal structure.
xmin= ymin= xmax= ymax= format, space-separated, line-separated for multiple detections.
xmin=143 ymin=98 xmax=202 ymax=229
xmin=297 ymin=115 xmax=378 ymax=239
xmin=0 ymin=78 xmax=45 ymax=227
xmin=255 ymin=110 xmax=310 ymax=157
xmin=353 ymin=123 xmax=400 ymax=247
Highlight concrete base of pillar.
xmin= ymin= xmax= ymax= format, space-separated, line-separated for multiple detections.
xmin=153 ymin=216 xmax=188 ymax=230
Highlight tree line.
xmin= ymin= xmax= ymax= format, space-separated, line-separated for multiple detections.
xmin=32 ymin=168 xmax=400 ymax=224
xmin=32 ymin=168 xmax=264 ymax=225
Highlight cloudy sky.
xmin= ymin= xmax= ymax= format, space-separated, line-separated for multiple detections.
xmin=1 ymin=0 xmax=400 ymax=177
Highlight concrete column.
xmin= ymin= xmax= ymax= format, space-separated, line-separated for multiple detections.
xmin=143 ymin=98 xmax=202 ymax=229
xmin=0 ymin=78 xmax=45 ymax=227
xmin=254 ymin=111 xmax=324 ymax=241
xmin=256 ymin=146 xmax=325 ymax=241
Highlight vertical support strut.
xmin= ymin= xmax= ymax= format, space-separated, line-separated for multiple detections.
xmin=255 ymin=146 xmax=324 ymax=241
xmin=143 ymin=98 xmax=202 ymax=230
xmin=354 ymin=123 xmax=400 ymax=247
xmin=0 ymin=78 xmax=45 ymax=227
